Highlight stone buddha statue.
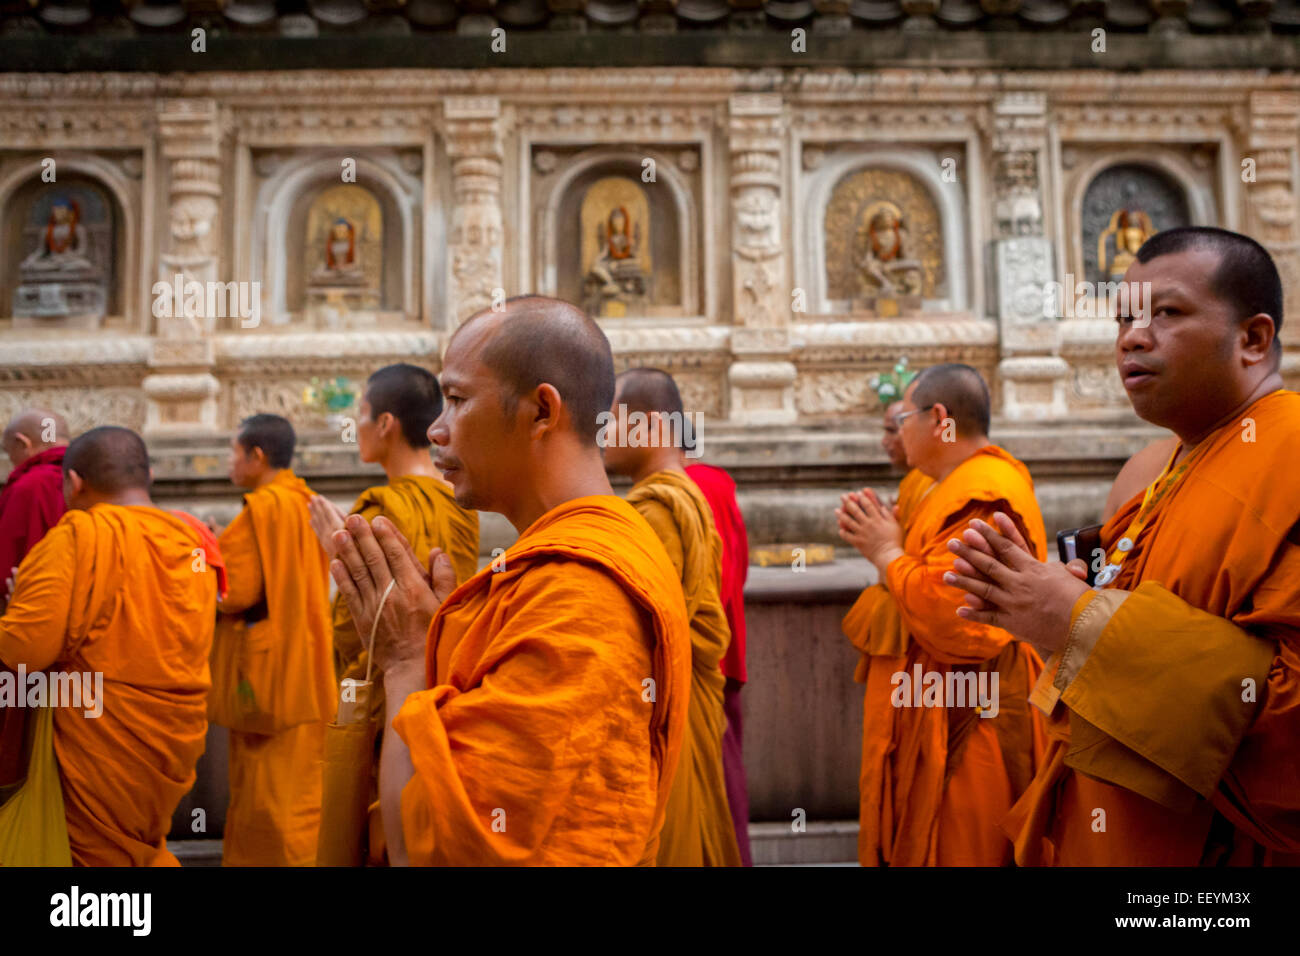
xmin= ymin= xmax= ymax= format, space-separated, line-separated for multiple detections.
xmin=1098 ymin=208 xmax=1155 ymax=280
xmin=20 ymin=198 xmax=94 ymax=275
xmin=584 ymin=205 xmax=649 ymax=317
xmin=857 ymin=204 xmax=924 ymax=297
xmin=310 ymin=217 xmax=365 ymax=286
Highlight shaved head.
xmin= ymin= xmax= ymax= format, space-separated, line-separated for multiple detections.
xmin=457 ymin=295 xmax=615 ymax=447
xmin=615 ymin=368 xmax=684 ymax=417
xmin=3 ymin=407 xmax=69 ymax=467
xmin=64 ymin=426 xmax=151 ymax=494
xmin=910 ymin=363 xmax=991 ymax=438
xmin=3 ymin=407 xmax=69 ymax=444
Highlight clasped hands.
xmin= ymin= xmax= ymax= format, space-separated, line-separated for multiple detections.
xmin=943 ymin=512 xmax=1092 ymax=658
xmin=836 ymin=488 xmax=905 ymax=580
xmin=328 ymin=513 xmax=459 ymax=675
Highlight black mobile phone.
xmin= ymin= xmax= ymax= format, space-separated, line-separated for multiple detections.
xmin=1056 ymin=524 xmax=1104 ymax=587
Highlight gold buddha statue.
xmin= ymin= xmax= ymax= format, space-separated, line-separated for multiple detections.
xmin=1098 ymin=208 xmax=1155 ymax=280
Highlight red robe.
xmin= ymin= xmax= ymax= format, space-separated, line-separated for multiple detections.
xmin=0 ymin=446 xmax=67 ymax=787
xmin=685 ymin=463 xmax=748 ymax=683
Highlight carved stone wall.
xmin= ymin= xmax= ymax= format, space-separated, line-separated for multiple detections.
xmin=1 ymin=68 xmax=1298 ymax=487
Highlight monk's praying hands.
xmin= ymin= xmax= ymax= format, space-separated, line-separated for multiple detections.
xmin=836 ymin=487 xmax=904 ymax=579
xmin=307 ymin=494 xmax=349 ymax=560
xmin=942 ymin=511 xmax=1091 ymax=657
xmin=329 ymin=513 xmax=457 ymax=675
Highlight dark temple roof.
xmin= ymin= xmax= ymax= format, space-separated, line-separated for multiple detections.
xmin=1 ymin=0 xmax=1298 ymax=70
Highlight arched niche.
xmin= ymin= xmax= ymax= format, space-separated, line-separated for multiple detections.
xmin=251 ymin=153 xmax=421 ymax=327
xmin=536 ymin=147 xmax=699 ymax=319
xmin=802 ymin=148 xmax=969 ymax=315
xmin=1069 ymin=153 xmax=1212 ymax=285
xmin=0 ymin=155 xmax=138 ymax=330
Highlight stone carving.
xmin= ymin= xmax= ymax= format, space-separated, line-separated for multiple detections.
xmin=996 ymin=238 xmax=1055 ymax=325
xmin=796 ymin=370 xmax=872 ymax=417
xmin=303 ymin=184 xmax=383 ymax=327
xmin=13 ymin=187 xmax=111 ymax=327
xmin=581 ymin=179 xmax=652 ymax=318
xmin=0 ymin=387 xmax=146 ymax=434
xmin=855 ymin=202 xmax=925 ymax=297
xmin=824 ymin=168 xmax=942 ymax=302
xmin=444 ymin=97 xmax=504 ymax=325
xmin=994 ymin=150 xmax=1042 ymax=238
xmin=1081 ymin=164 xmax=1190 ymax=282
xmin=157 ymin=100 xmax=223 ymax=338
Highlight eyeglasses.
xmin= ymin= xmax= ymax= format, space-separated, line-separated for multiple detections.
xmin=892 ymin=405 xmax=935 ymax=428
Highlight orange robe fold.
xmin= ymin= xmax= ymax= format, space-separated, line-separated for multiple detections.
xmin=215 ymin=470 xmax=333 ymax=866
xmin=393 ymin=494 xmax=690 ymax=865
xmin=628 ymin=469 xmax=741 ymax=868
xmin=0 ymin=504 xmax=220 ymax=866
xmin=1005 ymin=389 xmax=1300 ymax=866
xmin=842 ymin=449 xmax=1048 ymax=866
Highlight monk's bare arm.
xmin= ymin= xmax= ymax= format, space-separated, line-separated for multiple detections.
xmin=215 ymin=509 xmax=264 ymax=615
xmin=378 ymin=658 xmax=423 ymax=868
xmin=0 ymin=523 xmax=75 ymax=671
xmin=1101 ymin=436 xmax=1178 ymax=522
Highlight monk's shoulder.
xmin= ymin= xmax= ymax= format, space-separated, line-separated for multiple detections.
xmin=502 ymin=555 xmax=656 ymax=648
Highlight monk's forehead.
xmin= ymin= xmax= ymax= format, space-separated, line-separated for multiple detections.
xmin=442 ymin=312 xmax=506 ymax=388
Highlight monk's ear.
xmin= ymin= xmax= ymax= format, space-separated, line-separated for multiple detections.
xmin=530 ymin=383 xmax=563 ymax=437
xmin=1239 ymin=312 xmax=1277 ymax=367
xmin=930 ymin=401 xmax=949 ymax=433
xmin=67 ymin=468 xmax=84 ymax=495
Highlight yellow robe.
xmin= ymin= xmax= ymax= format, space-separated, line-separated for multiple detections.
xmin=0 ymin=505 xmax=219 ymax=866
xmin=628 ymin=468 xmax=741 ymax=867
xmin=393 ymin=494 xmax=691 ymax=864
xmin=843 ymin=447 xmax=1048 ymax=866
xmin=331 ymin=474 xmax=479 ymax=710
xmin=215 ymin=470 xmax=334 ymax=866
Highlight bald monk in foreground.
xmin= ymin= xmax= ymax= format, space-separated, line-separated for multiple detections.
xmin=0 ymin=408 xmax=70 ymax=787
xmin=605 ymin=367 xmax=741 ymax=867
xmin=0 ymin=426 xmax=224 ymax=865
xmin=948 ymin=227 xmax=1300 ymax=865
xmin=838 ymin=364 xmax=1047 ymax=866
xmin=330 ymin=295 xmax=691 ymax=865
xmin=214 ymin=414 xmax=334 ymax=866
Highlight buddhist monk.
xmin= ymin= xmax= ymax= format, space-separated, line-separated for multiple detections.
xmin=215 ymin=413 xmax=334 ymax=866
xmin=0 ymin=426 xmax=224 ymax=865
xmin=605 ymin=367 xmax=740 ymax=868
xmin=308 ymin=363 xmax=479 ymax=700
xmin=684 ymin=455 xmax=752 ymax=866
xmin=947 ymin=227 xmax=1300 ymax=865
xmin=329 ymin=295 xmax=691 ymax=865
xmin=881 ymin=397 xmax=935 ymax=528
xmin=0 ymin=408 xmax=69 ymax=787
xmin=838 ymin=363 xmax=1047 ymax=866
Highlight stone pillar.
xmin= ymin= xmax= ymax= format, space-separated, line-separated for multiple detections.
xmin=1245 ymin=91 xmax=1300 ymax=346
xmin=443 ymin=96 xmax=505 ymax=327
xmin=728 ymin=93 xmax=796 ymax=426
xmin=988 ymin=92 xmax=1068 ymax=421
xmin=145 ymin=99 xmax=223 ymax=438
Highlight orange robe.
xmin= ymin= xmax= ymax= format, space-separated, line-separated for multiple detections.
xmin=392 ymin=494 xmax=691 ymax=865
xmin=842 ymin=448 xmax=1048 ymax=866
xmin=1005 ymin=389 xmax=1300 ymax=865
xmin=628 ymin=468 xmax=741 ymax=867
xmin=215 ymin=470 xmax=334 ymax=866
xmin=0 ymin=504 xmax=221 ymax=866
